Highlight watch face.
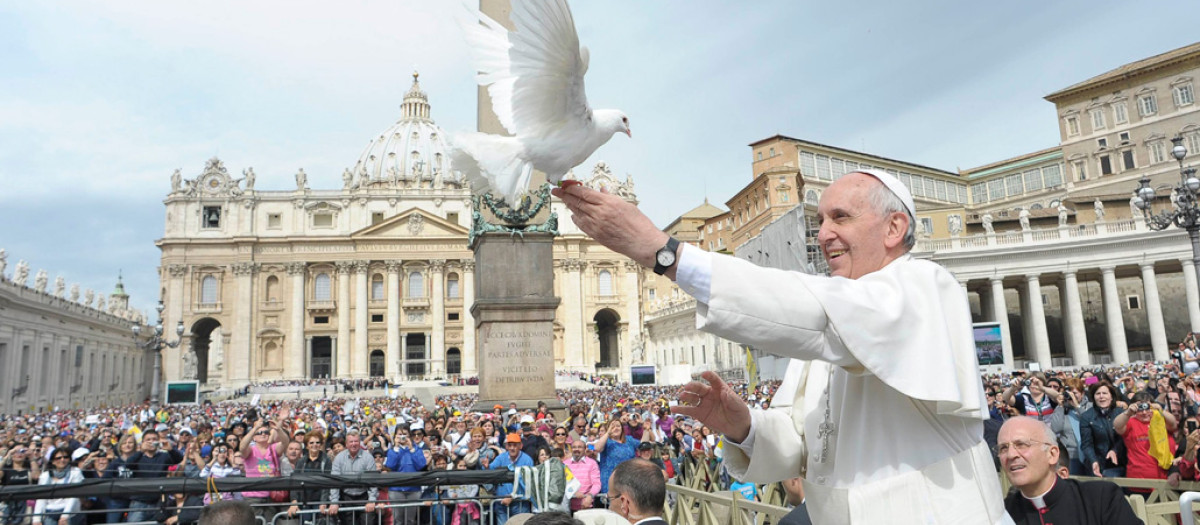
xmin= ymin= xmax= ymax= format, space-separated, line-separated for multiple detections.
xmin=657 ymin=249 xmax=675 ymax=266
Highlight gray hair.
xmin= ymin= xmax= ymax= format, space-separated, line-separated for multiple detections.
xmin=864 ymin=179 xmax=916 ymax=251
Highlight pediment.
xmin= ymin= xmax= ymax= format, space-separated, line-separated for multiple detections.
xmin=351 ymin=208 xmax=468 ymax=238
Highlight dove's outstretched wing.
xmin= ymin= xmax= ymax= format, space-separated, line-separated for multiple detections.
xmin=461 ymin=0 xmax=592 ymax=140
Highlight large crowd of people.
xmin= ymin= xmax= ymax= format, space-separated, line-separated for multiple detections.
xmin=4 ymin=338 xmax=1200 ymax=524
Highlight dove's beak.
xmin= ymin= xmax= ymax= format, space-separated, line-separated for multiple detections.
xmin=624 ymin=129 xmax=632 ymax=138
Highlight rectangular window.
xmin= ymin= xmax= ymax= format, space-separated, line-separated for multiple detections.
xmin=1042 ymin=165 xmax=1063 ymax=188
xmin=935 ymin=180 xmax=947 ymax=201
xmin=313 ymin=212 xmax=334 ymax=228
xmin=799 ymin=151 xmax=815 ymax=177
xmin=815 ymin=154 xmax=831 ymax=180
xmin=648 ymin=289 xmax=656 ymax=300
xmin=1191 ymin=134 xmax=1200 ymax=158
xmin=845 ymin=161 xmax=859 ymax=174
xmin=1139 ymin=94 xmax=1158 ymax=116
xmin=1126 ymin=295 xmax=1141 ymax=310
xmin=446 ymin=212 xmax=459 ymax=225
xmin=769 ymin=147 xmax=775 ymax=157
xmin=757 ymin=151 xmax=763 ymax=161
xmin=1122 ymin=150 xmax=1135 ymax=171
xmin=448 ymin=312 xmax=460 ymax=321
xmin=1099 ymin=155 xmax=1113 ymax=175
xmin=371 ymin=212 xmax=385 ymax=225
xmin=1097 ymin=137 xmax=1108 ymax=149
xmin=1113 ymin=102 xmax=1128 ymax=124
xmin=1119 ymin=131 xmax=1131 ymax=142
xmin=1023 ymin=169 xmax=1043 ymax=192
xmin=899 ymin=172 xmax=912 ymax=190
xmin=1174 ymin=84 xmax=1195 ymax=107
xmin=1066 ymin=116 xmax=1080 ymax=136
xmin=831 ymin=158 xmax=845 ymax=179
xmin=972 ymin=182 xmax=988 ymax=204
xmin=314 ymin=316 xmax=329 ymax=324
xmin=202 ymin=206 xmax=221 ymax=228
xmin=909 ymin=176 xmax=925 ymax=197
xmin=267 ymin=213 xmax=282 ymax=229
xmin=1150 ymin=142 xmax=1167 ymax=164
xmin=371 ymin=314 xmax=384 ymax=323
xmin=1072 ymin=160 xmax=1087 ymax=181
xmin=988 ymin=179 xmax=1006 ymax=201
xmin=1090 ymin=108 xmax=1106 ymax=130
xmin=1005 ymin=173 xmax=1023 ymax=196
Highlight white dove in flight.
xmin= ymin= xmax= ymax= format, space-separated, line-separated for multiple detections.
xmin=451 ymin=0 xmax=631 ymax=205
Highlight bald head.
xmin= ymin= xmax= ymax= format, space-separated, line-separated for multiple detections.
xmin=997 ymin=416 xmax=1059 ymax=497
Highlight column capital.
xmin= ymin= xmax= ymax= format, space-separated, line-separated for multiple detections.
xmin=231 ymin=262 xmax=259 ymax=276
xmin=286 ymin=262 xmax=307 ymax=276
xmin=429 ymin=259 xmax=446 ymax=272
xmin=1139 ymin=262 xmax=1156 ymax=272
xmin=335 ymin=261 xmax=354 ymax=275
xmin=1061 ymin=268 xmax=1078 ymax=278
xmin=1024 ymin=274 xmax=1041 ymax=283
xmin=353 ymin=260 xmax=370 ymax=274
xmin=460 ymin=260 xmax=475 ymax=272
xmin=1100 ymin=266 xmax=1117 ymax=274
xmin=989 ymin=276 xmax=1004 ymax=286
xmin=167 ymin=264 xmax=188 ymax=278
xmin=1182 ymin=258 xmax=1197 ymax=267
xmin=386 ymin=260 xmax=403 ymax=273
xmin=623 ymin=260 xmax=641 ymax=272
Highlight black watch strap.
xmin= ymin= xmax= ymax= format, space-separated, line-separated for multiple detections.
xmin=653 ymin=237 xmax=680 ymax=275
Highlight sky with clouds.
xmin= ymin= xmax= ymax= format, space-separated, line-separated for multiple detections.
xmin=2 ymin=1 xmax=1199 ymax=314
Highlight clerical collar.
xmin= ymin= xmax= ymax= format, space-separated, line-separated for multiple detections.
xmin=1022 ymin=477 xmax=1057 ymax=510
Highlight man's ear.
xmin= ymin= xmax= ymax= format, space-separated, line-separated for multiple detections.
xmin=884 ymin=212 xmax=909 ymax=249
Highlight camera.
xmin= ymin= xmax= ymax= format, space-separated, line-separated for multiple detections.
xmin=1138 ymin=402 xmax=1151 ymax=411
xmin=1022 ymin=379 xmax=1032 ymax=387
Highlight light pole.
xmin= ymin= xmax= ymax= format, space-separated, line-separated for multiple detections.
xmin=132 ymin=300 xmax=184 ymax=404
xmin=1133 ymin=136 xmax=1200 ymax=266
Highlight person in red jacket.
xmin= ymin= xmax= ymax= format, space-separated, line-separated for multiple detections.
xmin=1114 ymin=391 xmax=1177 ymax=484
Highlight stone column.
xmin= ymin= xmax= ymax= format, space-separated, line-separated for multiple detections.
xmin=1100 ymin=266 xmax=1130 ymax=364
xmin=978 ymin=285 xmax=994 ymax=325
xmin=430 ymin=260 xmax=446 ymax=377
xmin=1025 ymin=275 xmax=1052 ymax=369
xmin=386 ymin=260 xmax=402 ymax=380
xmin=354 ymin=261 xmax=369 ymax=378
xmin=286 ymin=263 xmax=306 ymax=379
xmin=1061 ymin=271 xmax=1090 ymax=366
xmin=1183 ymin=258 xmax=1200 ymax=333
xmin=305 ymin=336 xmax=313 ymax=378
xmin=623 ymin=262 xmax=642 ymax=364
xmin=989 ymin=277 xmax=1015 ymax=369
xmin=400 ymin=333 xmax=408 ymax=378
xmin=1140 ymin=263 xmax=1169 ymax=362
xmin=1016 ymin=284 xmax=1031 ymax=360
xmin=231 ymin=262 xmax=257 ymax=383
xmin=335 ymin=261 xmax=352 ymax=378
xmin=462 ymin=260 xmax=477 ymax=376
xmin=165 ymin=264 xmax=188 ymax=385
xmin=561 ymin=259 xmax=585 ymax=369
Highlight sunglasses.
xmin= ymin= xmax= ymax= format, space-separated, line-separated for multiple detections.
xmin=555 ymin=432 xmax=566 ymax=436
xmin=255 ymin=430 xmax=270 ymax=436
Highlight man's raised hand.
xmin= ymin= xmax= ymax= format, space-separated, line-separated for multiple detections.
xmin=670 ymin=371 xmax=753 ymax=443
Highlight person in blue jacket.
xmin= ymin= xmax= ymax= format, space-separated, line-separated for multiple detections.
xmin=488 ymin=433 xmax=533 ymax=525
xmin=385 ymin=427 xmax=427 ymax=525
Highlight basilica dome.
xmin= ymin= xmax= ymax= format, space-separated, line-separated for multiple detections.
xmin=351 ymin=73 xmax=456 ymax=185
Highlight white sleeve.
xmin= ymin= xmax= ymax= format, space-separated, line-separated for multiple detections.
xmin=674 ymin=243 xmax=712 ymax=304
xmin=721 ymin=409 xmax=806 ymax=483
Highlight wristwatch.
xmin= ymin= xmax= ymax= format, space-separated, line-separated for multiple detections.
xmin=653 ymin=237 xmax=680 ymax=275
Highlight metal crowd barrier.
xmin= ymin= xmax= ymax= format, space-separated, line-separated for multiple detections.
xmin=268 ymin=497 xmax=490 ymax=525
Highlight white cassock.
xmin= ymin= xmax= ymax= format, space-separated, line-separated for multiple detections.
xmin=676 ymin=245 xmax=1012 ymax=525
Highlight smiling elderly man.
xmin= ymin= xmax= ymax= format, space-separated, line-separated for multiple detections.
xmin=999 ymin=416 xmax=1139 ymax=523
xmin=554 ymin=170 xmax=1006 ymax=523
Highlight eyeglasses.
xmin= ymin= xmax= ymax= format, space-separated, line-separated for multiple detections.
xmin=307 ymin=441 xmax=322 ymax=446
xmin=555 ymin=432 xmax=566 ymax=436
xmin=994 ymin=439 xmax=1051 ymax=456
xmin=255 ymin=430 xmax=270 ymax=436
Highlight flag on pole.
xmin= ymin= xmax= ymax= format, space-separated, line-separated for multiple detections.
xmin=745 ymin=347 xmax=758 ymax=392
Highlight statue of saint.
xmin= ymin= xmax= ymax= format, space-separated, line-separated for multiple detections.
xmin=171 ymin=169 xmax=182 ymax=193
xmin=181 ymin=349 xmax=197 ymax=380
xmin=70 ymin=284 xmax=80 ymax=302
xmin=1094 ymin=198 xmax=1106 ymax=220
xmin=84 ymin=289 xmax=94 ymax=307
xmin=54 ymin=276 xmax=65 ymax=298
xmin=0 ymin=248 xmax=6 ymax=280
xmin=295 ymin=168 xmax=308 ymax=190
xmin=982 ymin=213 xmax=995 ymax=234
xmin=34 ymin=270 xmax=48 ymax=293
xmin=1058 ymin=203 xmax=1069 ymax=227
xmin=358 ymin=166 xmax=370 ymax=189
xmin=96 ymin=296 xmax=106 ymax=311
xmin=1018 ymin=208 xmax=1031 ymax=231
xmin=343 ymin=168 xmax=355 ymax=190
xmin=243 ymin=167 xmax=256 ymax=190
xmin=948 ymin=215 xmax=963 ymax=236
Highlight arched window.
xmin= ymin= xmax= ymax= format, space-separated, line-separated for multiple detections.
xmin=446 ymin=273 xmax=460 ymax=298
xmin=200 ymin=276 xmax=218 ymax=304
xmin=805 ymin=190 xmax=819 ymax=206
xmin=265 ymin=275 xmax=279 ymax=302
xmin=371 ymin=274 xmax=385 ymax=300
xmin=314 ymin=273 xmax=331 ymax=301
xmin=408 ymin=271 xmax=424 ymax=298
xmin=598 ymin=270 xmax=614 ymax=296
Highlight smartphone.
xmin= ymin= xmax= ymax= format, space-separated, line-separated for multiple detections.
xmin=1188 ymin=420 xmax=1199 ymax=434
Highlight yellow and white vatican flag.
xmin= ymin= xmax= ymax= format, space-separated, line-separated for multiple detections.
xmin=745 ymin=347 xmax=758 ymax=392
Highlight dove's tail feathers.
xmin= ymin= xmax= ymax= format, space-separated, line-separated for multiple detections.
xmin=450 ymin=132 xmax=534 ymax=206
